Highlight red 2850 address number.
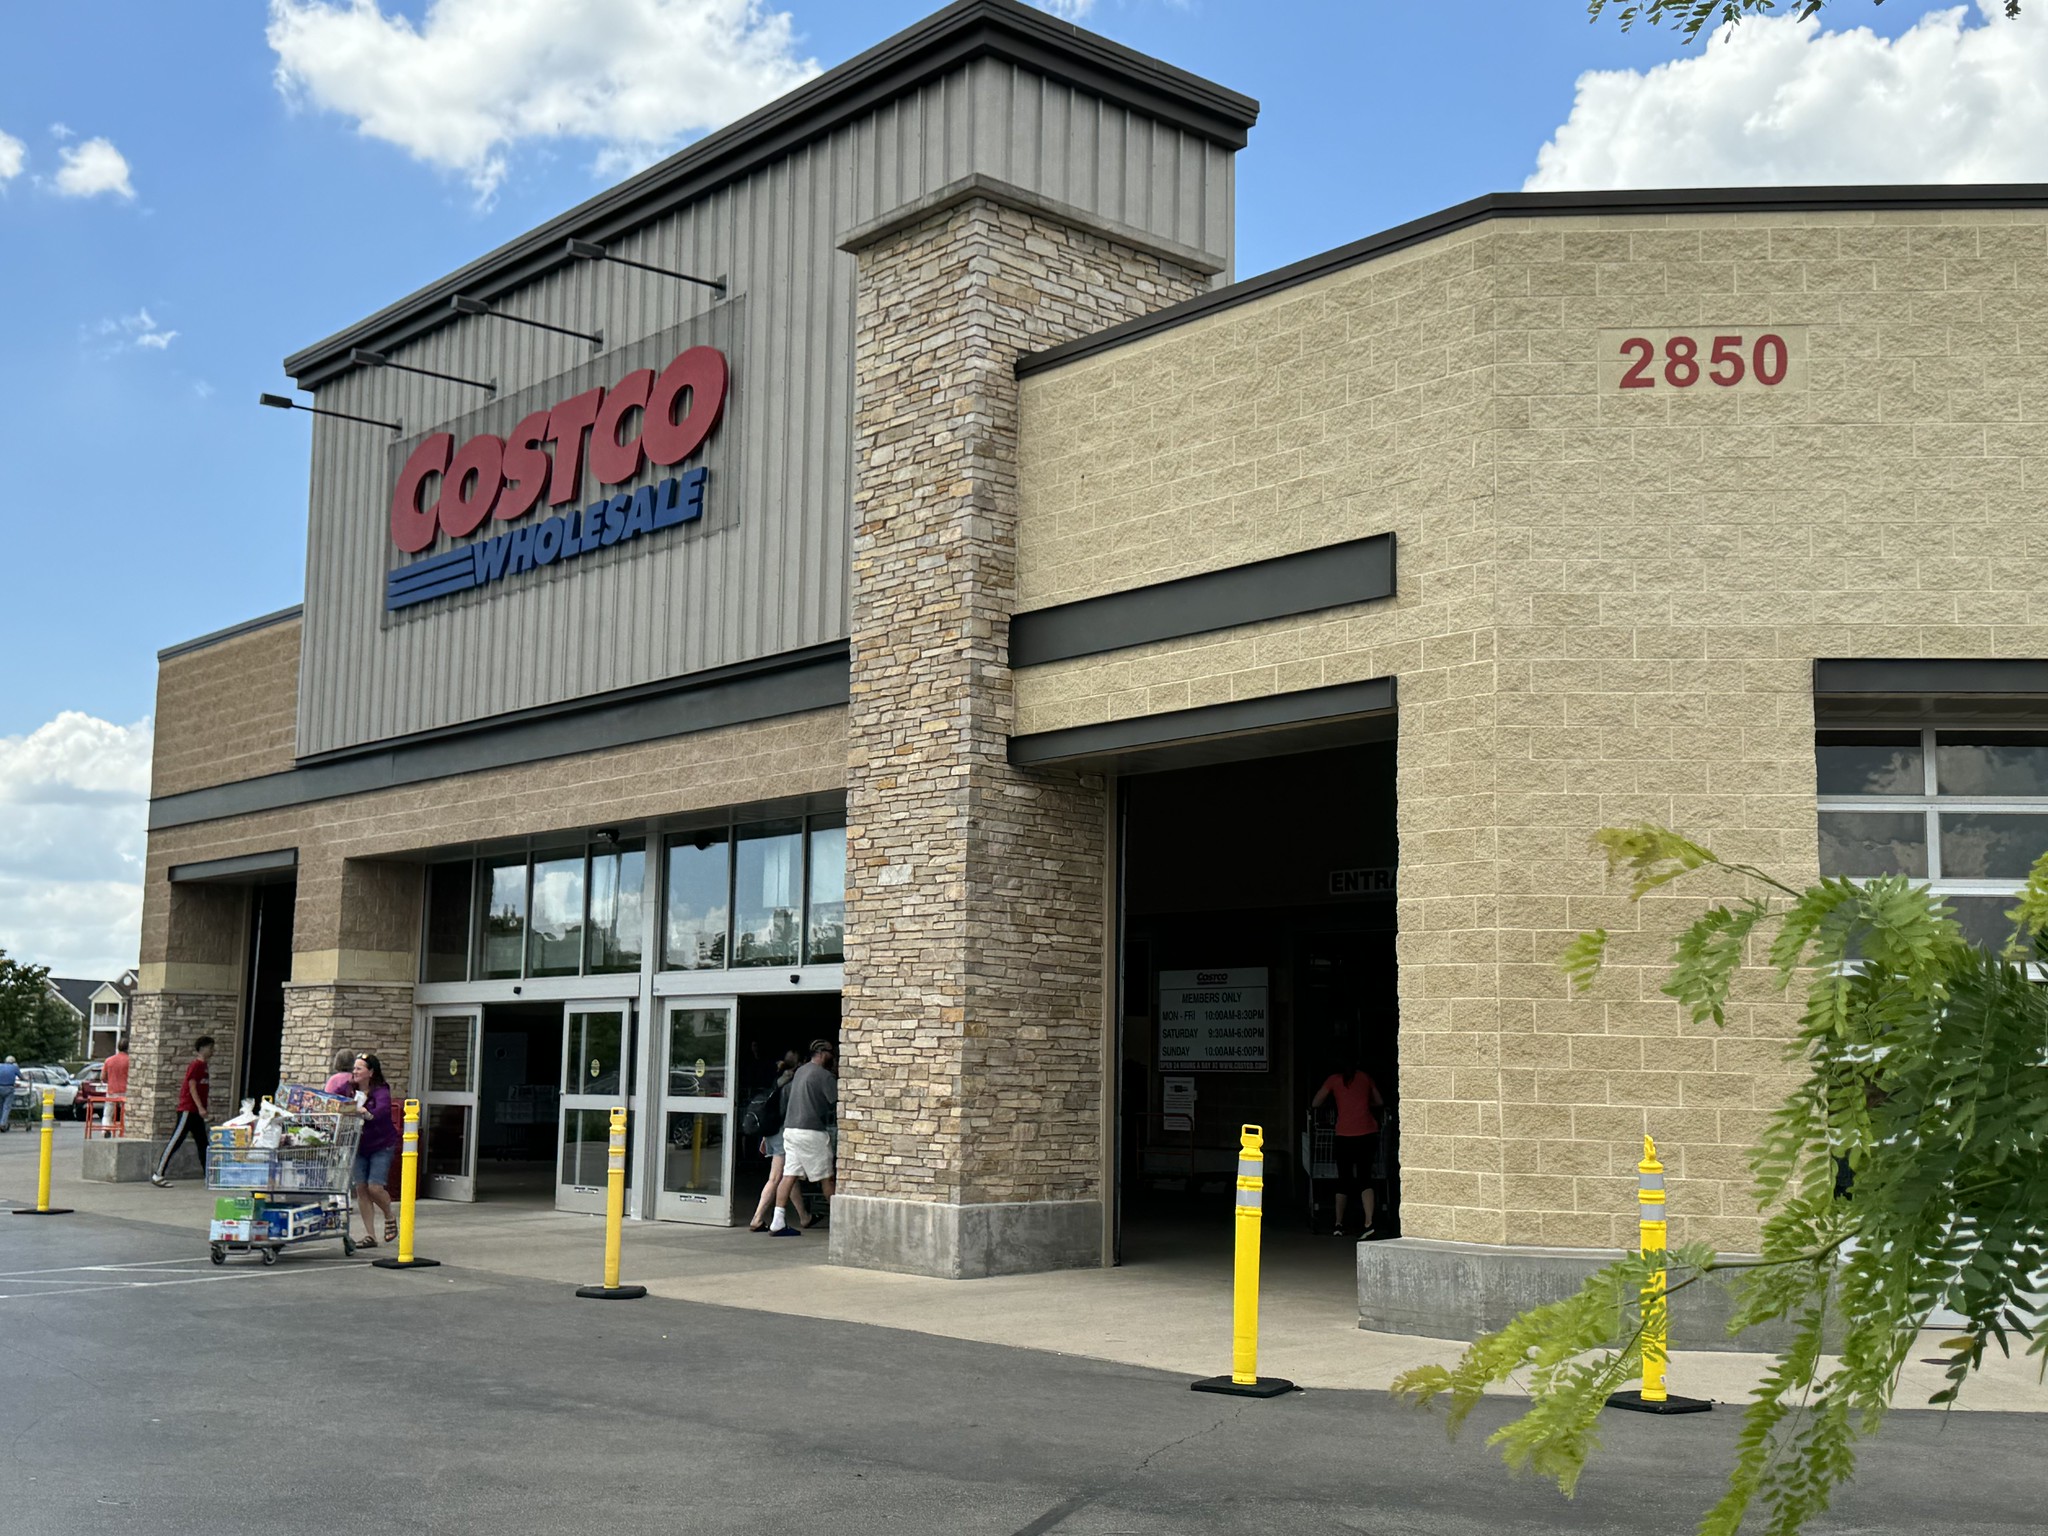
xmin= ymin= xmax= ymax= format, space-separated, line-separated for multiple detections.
xmin=1599 ymin=328 xmax=1804 ymax=394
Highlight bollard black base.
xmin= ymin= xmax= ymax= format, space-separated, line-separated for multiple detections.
xmin=1191 ymin=1374 xmax=1298 ymax=1398
xmin=11 ymin=1208 xmax=74 ymax=1216
xmin=1607 ymin=1390 xmax=1713 ymax=1414
xmin=575 ymin=1284 xmax=647 ymax=1300
xmin=371 ymin=1256 xmax=442 ymax=1270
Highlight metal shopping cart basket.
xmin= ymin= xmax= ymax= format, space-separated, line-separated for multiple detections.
xmin=205 ymin=1110 xmax=363 ymax=1265
xmin=1301 ymin=1111 xmax=1337 ymax=1229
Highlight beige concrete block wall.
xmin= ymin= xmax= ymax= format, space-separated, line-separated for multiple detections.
xmin=1015 ymin=207 xmax=2048 ymax=1252
xmin=151 ymin=619 xmax=301 ymax=797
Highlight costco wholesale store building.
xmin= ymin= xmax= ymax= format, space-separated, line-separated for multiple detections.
xmin=130 ymin=0 xmax=2048 ymax=1330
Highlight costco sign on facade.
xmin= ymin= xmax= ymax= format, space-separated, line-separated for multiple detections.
xmin=385 ymin=346 xmax=728 ymax=610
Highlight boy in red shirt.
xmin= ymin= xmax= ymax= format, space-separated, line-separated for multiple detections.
xmin=150 ymin=1035 xmax=215 ymax=1188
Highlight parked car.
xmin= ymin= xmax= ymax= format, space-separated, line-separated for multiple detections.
xmin=15 ymin=1066 xmax=83 ymax=1120
xmin=76 ymin=1059 xmax=108 ymax=1122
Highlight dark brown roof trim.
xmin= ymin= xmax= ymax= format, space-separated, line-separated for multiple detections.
xmin=1016 ymin=183 xmax=2048 ymax=378
xmin=284 ymin=0 xmax=1258 ymax=390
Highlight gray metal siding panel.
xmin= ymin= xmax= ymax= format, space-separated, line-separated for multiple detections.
xmin=299 ymin=60 xmax=1233 ymax=757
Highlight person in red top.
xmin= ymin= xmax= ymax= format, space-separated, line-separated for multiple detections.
xmin=1312 ymin=1061 xmax=1385 ymax=1239
xmin=101 ymin=1036 xmax=132 ymax=1138
xmin=150 ymin=1035 xmax=215 ymax=1188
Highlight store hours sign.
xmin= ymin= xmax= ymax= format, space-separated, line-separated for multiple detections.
xmin=1159 ymin=969 xmax=1269 ymax=1071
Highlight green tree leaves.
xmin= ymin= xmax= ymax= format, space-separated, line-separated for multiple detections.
xmin=1397 ymin=829 xmax=2048 ymax=1536
xmin=1589 ymin=1 xmax=2022 ymax=43
xmin=0 ymin=950 xmax=77 ymax=1064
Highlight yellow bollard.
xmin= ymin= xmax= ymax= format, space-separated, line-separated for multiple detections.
xmin=1608 ymin=1133 xmax=1710 ymax=1414
xmin=12 ymin=1089 xmax=75 ymax=1218
xmin=372 ymin=1098 xmax=440 ymax=1271
xmin=1192 ymin=1124 xmax=1294 ymax=1397
xmin=576 ymin=1105 xmax=645 ymax=1300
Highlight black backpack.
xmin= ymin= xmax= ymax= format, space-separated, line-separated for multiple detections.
xmin=739 ymin=1081 xmax=785 ymax=1140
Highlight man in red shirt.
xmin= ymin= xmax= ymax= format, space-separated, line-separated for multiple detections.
xmin=150 ymin=1035 xmax=214 ymax=1188
xmin=101 ymin=1036 xmax=131 ymax=1138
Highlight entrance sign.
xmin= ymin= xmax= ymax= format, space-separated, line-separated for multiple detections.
xmin=1158 ymin=969 xmax=1269 ymax=1071
xmin=1328 ymin=866 xmax=1395 ymax=897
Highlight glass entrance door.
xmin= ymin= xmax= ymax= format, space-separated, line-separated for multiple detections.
xmin=557 ymin=1003 xmax=635 ymax=1215
xmin=656 ymin=998 xmax=737 ymax=1223
xmin=420 ymin=1007 xmax=481 ymax=1202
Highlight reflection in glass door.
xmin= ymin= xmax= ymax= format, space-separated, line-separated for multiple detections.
xmin=558 ymin=1003 xmax=634 ymax=1215
xmin=657 ymin=999 xmax=736 ymax=1223
xmin=421 ymin=1007 xmax=481 ymax=1202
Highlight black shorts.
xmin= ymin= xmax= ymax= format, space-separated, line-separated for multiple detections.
xmin=1334 ymin=1133 xmax=1378 ymax=1189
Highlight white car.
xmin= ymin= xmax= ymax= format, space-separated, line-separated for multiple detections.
xmin=14 ymin=1066 xmax=81 ymax=1117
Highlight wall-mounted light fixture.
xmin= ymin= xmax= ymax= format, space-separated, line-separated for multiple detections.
xmin=258 ymin=391 xmax=402 ymax=433
xmin=566 ymin=238 xmax=725 ymax=297
xmin=449 ymin=293 xmax=603 ymax=350
xmin=348 ymin=346 xmax=495 ymax=396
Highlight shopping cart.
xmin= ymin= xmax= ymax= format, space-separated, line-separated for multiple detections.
xmin=205 ymin=1110 xmax=363 ymax=1265
xmin=1301 ymin=1111 xmax=1337 ymax=1230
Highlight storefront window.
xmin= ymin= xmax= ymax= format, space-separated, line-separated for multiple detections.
xmin=733 ymin=820 xmax=803 ymax=967
xmin=476 ymin=856 xmax=528 ymax=980
xmin=528 ymin=850 xmax=586 ymax=978
xmin=663 ymin=831 xmax=730 ymax=970
xmin=806 ymin=816 xmax=846 ymax=964
xmin=422 ymin=860 xmax=472 ymax=982
xmin=587 ymin=841 xmax=645 ymax=975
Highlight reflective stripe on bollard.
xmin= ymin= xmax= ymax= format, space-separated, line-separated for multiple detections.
xmin=576 ymin=1104 xmax=646 ymax=1300
xmin=1193 ymin=1124 xmax=1295 ymax=1398
xmin=13 ymin=1089 xmax=75 ymax=1217
xmin=373 ymin=1097 xmax=441 ymax=1270
xmin=1608 ymin=1133 xmax=1710 ymax=1415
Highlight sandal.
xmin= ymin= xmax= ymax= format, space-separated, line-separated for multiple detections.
xmin=357 ymin=1235 xmax=378 ymax=1250
xmin=383 ymin=1216 xmax=399 ymax=1242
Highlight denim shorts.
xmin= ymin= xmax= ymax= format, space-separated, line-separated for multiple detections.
xmin=351 ymin=1145 xmax=395 ymax=1189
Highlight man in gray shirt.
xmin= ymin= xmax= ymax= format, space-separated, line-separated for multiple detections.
xmin=769 ymin=1039 xmax=836 ymax=1235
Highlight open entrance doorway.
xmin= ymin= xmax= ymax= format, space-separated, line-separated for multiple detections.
xmin=1116 ymin=741 xmax=1398 ymax=1276
xmin=473 ymin=1002 xmax=562 ymax=1203
xmin=731 ymin=993 xmax=840 ymax=1226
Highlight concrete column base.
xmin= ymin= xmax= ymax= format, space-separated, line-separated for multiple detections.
xmin=829 ymin=1195 xmax=1103 ymax=1279
xmin=81 ymin=1137 xmax=203 ymax=1183
xmin=1357 ymin=1237 xmax=1806 ymax=1353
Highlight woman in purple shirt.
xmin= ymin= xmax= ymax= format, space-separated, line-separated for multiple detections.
xmin=349 ymin=1053 xmax=400 ymax=1248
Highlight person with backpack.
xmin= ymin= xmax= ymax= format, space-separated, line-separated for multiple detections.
xmin=744 ymin=1049 xmax=804 ymax=1232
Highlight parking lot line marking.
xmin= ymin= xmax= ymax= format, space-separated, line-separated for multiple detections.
xmin=0 ymin=1257 xmax=214 ymax=1279
xmin=0 ymin=1266 xmax=341 ymax=1301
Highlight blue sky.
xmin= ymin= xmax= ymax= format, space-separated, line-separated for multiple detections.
xmin=0 ymin=0 xmax=2040 ymax=976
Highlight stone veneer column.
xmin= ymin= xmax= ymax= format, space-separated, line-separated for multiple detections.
xmin=284 ymin=854 xmax=423 ymax=1092
xmin=831 ymin=176 xmax=1216 ymax=1278
xmin=130 ymin=880 xmax=247 ymax=1141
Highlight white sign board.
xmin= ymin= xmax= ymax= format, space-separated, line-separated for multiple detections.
xmin=1158 ymin=969 xmax=1269 ymax=1071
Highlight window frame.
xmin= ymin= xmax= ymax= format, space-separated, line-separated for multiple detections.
xmin=1816 ymin=724 xmax=2048 ymax=955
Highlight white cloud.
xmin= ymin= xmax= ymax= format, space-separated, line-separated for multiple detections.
xmin=0 ymin=713 xmax=150 ymax=978
xmin=52 ymin=136 xmax=135 ymax=199
xmin=267 ymin=0 xmax=821 ymax=200
xmin=1032 ymin=1 xmax=1097 ymax=17
xmin=49 ymin=122 xmax=73 ymax=140
xmin=0 ymin=130 xmax=24 ymax=184
xmin=89 ymin=308 xmax=179 ymax=353
xmin=1527 ymin=4 xmax=2048 ymax=190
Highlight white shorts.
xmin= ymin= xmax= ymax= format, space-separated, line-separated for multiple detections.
xmin=782 ymin=1127 xmax=834 ymax=1182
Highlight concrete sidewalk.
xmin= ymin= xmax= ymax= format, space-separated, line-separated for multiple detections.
xmin=6 ymin=1126 xmax=2041 ymax=1412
